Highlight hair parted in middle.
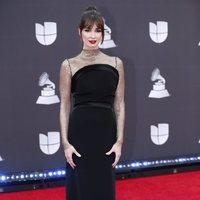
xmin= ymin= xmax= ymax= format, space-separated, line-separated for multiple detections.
xmin=79 ymin=6 xmax=104 ymax=43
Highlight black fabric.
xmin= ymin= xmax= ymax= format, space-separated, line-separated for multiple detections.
xmin=66 ymin=64 xmax=119 ymax=200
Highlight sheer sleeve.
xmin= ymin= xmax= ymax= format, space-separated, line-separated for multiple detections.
xmin=114 ymin=57 xmax=125 ymax=144
xmin=59 ymin=59 xmax=72 ymax=150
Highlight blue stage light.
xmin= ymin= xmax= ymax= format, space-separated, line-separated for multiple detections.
xmin=57 ymin=171 xmax=62 ymax=175
xmin=1 ymin=155 xmax=200 ymax=184
xmin=1 ymin=176 xmax=6 ymax=181
xmin=48 ymin=172 xmax=53 ymax=176
xmin=20 ymin=175 xmax=24 ymax=179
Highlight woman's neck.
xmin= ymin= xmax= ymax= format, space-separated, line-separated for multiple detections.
xmin=80 ymin=48 xmax=101 ymax=60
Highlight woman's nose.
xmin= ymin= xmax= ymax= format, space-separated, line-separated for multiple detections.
xmin=90 ymin=31 xmax=96 ymax=38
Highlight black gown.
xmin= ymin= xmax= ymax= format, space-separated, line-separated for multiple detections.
xmin=66 ymin=64 xmax=119 ymax=200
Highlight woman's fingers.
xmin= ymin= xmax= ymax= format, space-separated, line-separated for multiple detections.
xmin=105 ymin=143 xmax=122 ymax=168
xmin=112 ymin=153 xmax=121 ymax=167
xmin=106 ymin=146 xmax=114 ymax=155
xmin=66 ymin=143 xmax=121 ymax=168
xmin=68 ymin=158 xmax=76 ymax=169
xmin=67 ymin=155 xmax=76 ymax=169
xmin=65 ymin=145 xmax=81 ymax=169
xmin=74 ymin=149 xmax=81 ymax=157
xmin=105 ymin=149 xmax=113 ymax=155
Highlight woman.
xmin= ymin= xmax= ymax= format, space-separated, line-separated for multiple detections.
xmin=59 ymin=6 xmax=125 ymax=200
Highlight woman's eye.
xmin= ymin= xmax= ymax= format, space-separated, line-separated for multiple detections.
xmin=96 ymin=29 xmax=102 ymax=32
xmin=84 ymin=29 xmax=90 ymax=32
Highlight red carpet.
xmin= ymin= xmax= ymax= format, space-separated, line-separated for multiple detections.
xmin=1 ymin=171 xmax=200 ymax=200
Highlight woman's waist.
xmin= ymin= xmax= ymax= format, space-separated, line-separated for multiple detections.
xmin=73 ymin=101 xmax=114 ymax=110
xmin=72 ymin=93 xmax=115 ymax=109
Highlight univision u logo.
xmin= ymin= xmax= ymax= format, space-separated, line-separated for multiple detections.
xmin=35 ymin=22 xmax=57 ymax=45
xmin=149 ymin=21 xmax=168 ymax=43
xmin=150 ymin=123 xmax=169 ymax=145
xmin=39 ymin=132 xmax=60 ymax=155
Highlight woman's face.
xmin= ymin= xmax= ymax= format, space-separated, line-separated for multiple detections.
xmin=80 ymin=24 xmax=102 ymax=50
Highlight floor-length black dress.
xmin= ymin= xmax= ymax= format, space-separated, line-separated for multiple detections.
xmin=66 ymin=62 xmax=119 ymax=200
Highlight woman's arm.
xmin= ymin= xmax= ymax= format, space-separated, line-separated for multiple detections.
xmin=114 ymin=57 xmax=125 ymax=145
xmin=59 ymin=60 xmax=81 ymax=169
xmin=106 ymin=57 xmax=125 ymax=167
xmin=59 ymin=61 xmax=72 ymax=149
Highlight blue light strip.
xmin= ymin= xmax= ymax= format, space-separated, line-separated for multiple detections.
xmin=1 ymin=156 xmax=200 ymax=184
xmin=115 ymin=156 xmax=200 ymax=169
xmin=0 ymin=170 xmax=66 ymax=184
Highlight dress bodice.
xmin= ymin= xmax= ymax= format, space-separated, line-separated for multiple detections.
xmin=71 ymin=64 xmax=119 ymax=107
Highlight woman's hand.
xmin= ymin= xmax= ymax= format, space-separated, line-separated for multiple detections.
xmin=64 ymin=144 xmax=81 ymax=169
xmin=106 ymin=141 xmax=122 ymax=168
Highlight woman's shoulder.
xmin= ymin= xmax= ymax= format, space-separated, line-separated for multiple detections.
xmin=61 ymin=55 xmax=79 ymax=67
xmin=61 ymin=58 xmax=70 ymax=67
xmin=60 ymin=56 xmax=79 ymax=77
xmin=102 ymin=51 xmax=122 ymax=60
xmin=101 ymin=52 xmax=123 ymax=68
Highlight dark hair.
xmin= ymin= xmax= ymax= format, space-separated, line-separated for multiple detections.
xmin=79 ymin=6 xmax=104 ymax=43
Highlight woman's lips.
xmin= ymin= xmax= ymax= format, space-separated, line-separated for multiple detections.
xmin=89 ymin=40 xmax=97 ymax=44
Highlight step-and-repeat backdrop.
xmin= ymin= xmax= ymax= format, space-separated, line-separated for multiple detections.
xmin=1 ymin=0 xmax=200 ymax=174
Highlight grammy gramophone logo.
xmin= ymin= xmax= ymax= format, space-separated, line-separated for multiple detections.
xmin=0 ymin=155 xmax=4 ymax=162
xmin=36 ymin=72 xmax=60 ymax=105
xmin=99 ymin=18 xmax=117 ymax=49
xmin=149 ymin=68 xmax=170 ymax=98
